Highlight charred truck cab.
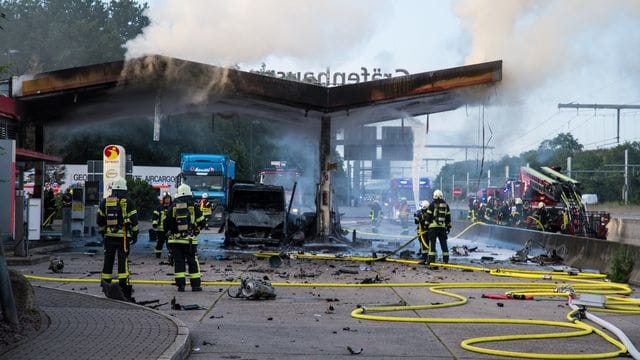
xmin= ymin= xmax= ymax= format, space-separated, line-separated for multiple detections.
xmin=223 ymin=181 xmax=286 ymax=247
xmin=177 ymin=153 xmax=235 ymax=225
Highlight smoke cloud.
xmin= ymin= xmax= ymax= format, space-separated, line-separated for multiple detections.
xmin=454 ymin=0 xmax=640 ymax=102
xmin=452 ymin=0 xmax=640 ymax=156
xmin=125 ymin=0 xmax=390 ymax=67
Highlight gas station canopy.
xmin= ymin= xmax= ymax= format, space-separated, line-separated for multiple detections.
xmin=10 ymin=55 xmax=501 ymax=127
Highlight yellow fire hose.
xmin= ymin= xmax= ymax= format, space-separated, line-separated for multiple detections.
xmin=25 ymin=269 xmax=638 ymax=358
xmin=23 ymin=224 xmax=639 ymax=359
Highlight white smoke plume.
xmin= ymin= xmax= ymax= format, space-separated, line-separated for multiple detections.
xmin=126 ymin=0 xmax=390 ymax=67
xmin=454 ymin=0 xmax=640 ymax=102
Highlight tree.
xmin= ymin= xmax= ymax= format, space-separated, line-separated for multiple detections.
xmin=44 ymin=112 xmax=282 ymax=180
xmin=0 ymin=0 xmax=149 ymax=77
xmin=537 ymin=133 xmax=583 ymax=170
xmin=126 ymin=177 xmax=156 ymax=220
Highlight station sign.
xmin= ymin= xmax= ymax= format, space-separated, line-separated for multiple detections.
xmin=103 ymin=144 xmax=126 ymax=197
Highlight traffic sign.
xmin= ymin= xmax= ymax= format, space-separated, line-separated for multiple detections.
xmin=453 ymin=187 xmax=462 ymax=196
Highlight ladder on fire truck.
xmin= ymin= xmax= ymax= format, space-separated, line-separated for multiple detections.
xmin=540 ymin=167 xmax=589 ymax=237
xmin=521 ymin=167 xmax=589 ymax=237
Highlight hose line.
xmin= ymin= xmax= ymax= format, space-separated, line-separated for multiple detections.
xmin=24 ymin=252 xmax=638 ymax=359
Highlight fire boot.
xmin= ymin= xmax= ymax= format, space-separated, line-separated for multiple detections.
xmin=190 ymin=277 xmax=202 ymax=292
xmin=175 ymin=278 xmax=186 ymax=292
xmin=121 ymin=284 xmax=135 ymax=303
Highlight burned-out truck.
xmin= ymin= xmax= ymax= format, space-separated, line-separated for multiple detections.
xmin=223 ymin=181 xmax=287 ymax=247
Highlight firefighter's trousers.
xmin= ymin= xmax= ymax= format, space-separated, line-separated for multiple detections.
xmin=154 ymin=231 xmax=170 ymax=258
xmin=171 ymin=243 xmax=201 ymax=289
xmin=427 ymin=227 xmax=449 ymax=264
xmin=101 ymin=236 xmax=130 ymax=287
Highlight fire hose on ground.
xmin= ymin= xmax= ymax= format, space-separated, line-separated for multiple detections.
xmin=23 ymin=248 xmax=640 ymax=359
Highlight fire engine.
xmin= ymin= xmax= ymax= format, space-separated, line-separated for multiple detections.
xmin=504 ymin=166 xmax=609 ymax=239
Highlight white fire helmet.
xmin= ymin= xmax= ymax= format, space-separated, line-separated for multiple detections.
xmin=420 ymin=200 xmax=430 ymax=209
xmin=202 ymin=193 xmax=209 ymax=199
xmin=538 ymin=202 xmax=545 ymax=209
xmin=111 ymin=177 xmax=127 ymax=191
xmin=433 ymin=189 xmax=443 ymax=200
xmin=515 ymin=198 xmax=523 ymax=205
xmin=176 ymin=184 xmax=193 ymax=198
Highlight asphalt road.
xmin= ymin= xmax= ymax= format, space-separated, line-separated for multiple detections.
xmin=8 ymin=206 xmax=640 ymax=359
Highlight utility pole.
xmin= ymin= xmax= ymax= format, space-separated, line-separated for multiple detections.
xmin=466 ymin=172 xmax=470 ymax=197
xmin=624 ymin=149 xmax=629 ymax=205
xmin=558 ymin=103 xmax=640 ymax=144
xmin=451 ymin=174 xmax=455 ymax=199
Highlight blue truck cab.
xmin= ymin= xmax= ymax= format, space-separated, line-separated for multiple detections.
xmin=177 ymin=153 xmax=236 ymax=223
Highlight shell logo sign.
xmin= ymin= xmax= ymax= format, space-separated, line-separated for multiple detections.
xmin=104 ymin=145 xmax=121 ymax=160
xmin=103 ymin=145 xmax=126 ymax=198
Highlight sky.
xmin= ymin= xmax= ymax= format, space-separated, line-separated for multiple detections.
xmin=128 ymin=0 xmax=640 ymax=178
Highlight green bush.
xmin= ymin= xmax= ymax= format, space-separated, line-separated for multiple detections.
xmin=126 ymin=178 xmax=159 ymax=221
xmin=608 ymin=246 xmax=635 ymax=283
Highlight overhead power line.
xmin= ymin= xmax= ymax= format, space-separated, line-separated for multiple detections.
xmin=558 ymin=103 xmax=640 ymax=144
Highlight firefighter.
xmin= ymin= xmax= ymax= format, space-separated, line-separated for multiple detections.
xmin=398 ymin=197 xmax=410 ymax=235
xmin=510 ymin=198 xmax=524 ymax=227
xmin=152 ymin=193 xmax=173 ymax=261
xmin=467 ymin=199 xmax=479 ymax=222
xmin=62 ymin=188 xmax=73 ymax=208
xmin=484 ymin=196 xmax=495 ymax=224
xmin=42 ymin=188 xmax=56 ymax=228
xmin=164 ymin=184 xmax=206 ymax=292
xmin=370 ymin=201 xmax=382 ymax=233
xmin=531 ymin=202 xmax=550 ymax=231
xmin=199 ymin=192 xmax=212 ymax=230
xmin=477 ymin=202 xmax=486 ymax=222
xmin=498 ymin=199 xmax=511 ymax=225
xmin=97 ymin=176 xmax=139 ymax=301
xmin=414 ymin=200 xmax=430 ymax=260
xmin=425 ymin=190 xmax=451 ymax=264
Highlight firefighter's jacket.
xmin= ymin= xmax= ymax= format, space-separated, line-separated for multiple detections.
xmin=467 ymin=208 xmax=477 ymax=222
xmin=152 ymin=204 xmax=170 ymax=232
xmin=164 ymin=197 xmax=205 ymax=245
xmin=370 ymin=203 xmax=382 ymax=220
xmin=484 ymin=205 xmax=495 ymax=223
xmin=97 ymin=193 xmax=139 ymax=239
xmin=414 ymin=208 xmax=428 ymax=227
xmin=200 ymin=199 xmax=213 ymax=216
xmin=425 ymin=199 xmax=451 ymax=230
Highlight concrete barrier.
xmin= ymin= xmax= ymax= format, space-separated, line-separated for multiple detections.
xmin=606 ymin=218 xmax=640 ymax=246
xmin=453 ymin=221 xmax=640 ymax=285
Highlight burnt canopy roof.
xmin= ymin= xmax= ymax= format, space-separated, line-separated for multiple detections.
xmin=12 ymin=55 xmax=501 ymax=126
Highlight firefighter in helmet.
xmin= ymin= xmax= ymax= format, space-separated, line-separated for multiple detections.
xmin=531 ymin=201 xmax=550 ymax=231
xmin=467 ymin=199 xmax=479 ymax=222
xmin=199 ymin=192 xmax=213 ymax=230
xmin=414 ymin=200 xmax=430 ymax=260
xmin=152 ymin=192 xmax=173 ymax=261
xmin=97 ymin=176 xmax=139 ymax=301
xmin=370 ymin=200 xmax=382 ymax=233
xmin=510 ymin=198 xmax=524 ymax=227
xmin=164 ymin=184 xmax=206 ymax=292
xmin=484 ymin=196 xmax=495 ymax=224
xmin=398 ymin=197 xmax=410 ymax=234
xmin=424 ymin=190 xmax=451 ymax=264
